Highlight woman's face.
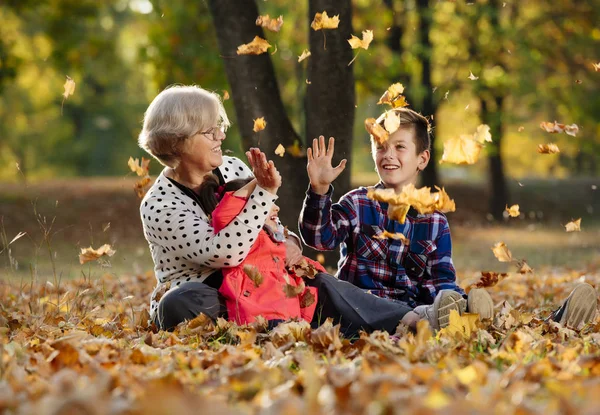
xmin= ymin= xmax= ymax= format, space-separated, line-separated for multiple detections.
xmin=181 ymin=125 xmax=226 ymax=172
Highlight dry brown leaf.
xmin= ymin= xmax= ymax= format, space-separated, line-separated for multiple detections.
xmin=537 ymin=143 xmax=560 ymax=154
xmin=472 ymin=271 xmax=509 ymax=289
xmin=299 ymin=289 xmax=316 ymax=308
xmin=243 ymin=265 xmax=264 ymax=287
xmin=374 ymin=230 xmax=409 ymax=245
xmin=288 ymin=258 xmax=319 ymax=279
xmin=309 ymin=318 xmax=343 ymax=349
xmin=128 ymin=157 xmax=150 ymax=177
xmin=517 ymin=260 xmax=533 ymax=274
xmin=298 ymin=49 xmax=311 ymax=62
xmin=565 ymin=218 xmax=581 ymax=232
xmin=283 ymin=281 xmax=305 ymax=298
xmin=347 ymin=30 xmax=373 ymax=50
xmin=540 ymin=121 xmax=579 ymax=137
xmin=237 ymin=36 xmax=271 ymax=55
xmin=255 ymin=14 xmax=283 ymax=32
xmin=440 ymin=135 xmax=483 ymax=165
xmin=491 ymin=242 xmax=513 ymax=262
xmin=365 ymin=117 xmax=389 ymax=145
xmin=310 ymin=11 xmax=340 ymax=30
xmin=253 ymin=117 xmax=266 ymax=132
xmin=274 ymin=144 xmax=285 ymax=157
xmin=377 ymin=83 xmax=408 ymax=108
xmin=134 ymin=176 xmax=152 ymax=198
xmin=505 ymin=204 xmax=520 ymax=218
xmin=79 ymin=244 xmax=116 ymax=265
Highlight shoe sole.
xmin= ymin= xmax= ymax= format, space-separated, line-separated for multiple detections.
xmin=435 ymin=291 xmax=467 ymax=329
xmin=468 ymin=288 xmax=494 ymax=320
xmin=560 ymin=284 xmax=598 ymax=329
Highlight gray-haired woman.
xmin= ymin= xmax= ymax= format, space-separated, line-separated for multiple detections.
xmin=138 ymin=85 xmax=463 ymax=337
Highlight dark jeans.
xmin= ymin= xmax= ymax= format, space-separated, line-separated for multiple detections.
xmin=154 ymin=273 xmax=412 ymax=338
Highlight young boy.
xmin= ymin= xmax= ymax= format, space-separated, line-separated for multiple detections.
xmin=300 ymin=107 xmax=598 ymax=329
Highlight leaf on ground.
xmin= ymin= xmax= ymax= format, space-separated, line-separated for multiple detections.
xmin=274 ymin=144 xmax=285 ymax=157
xmin=565 ymin=218 xmax=581 ymax=232
xmin=79 ymin=244 xmax=116 ymax=265
xmin=237 ymin=36 xmax=271 ymax=55
xmin=491 ymin=242 xmax=513 ymax=262
xmin=348 ymin=30 xmax=373 ymax=49
xmin=309 ymin=318 xmax=343 ymax=350
xmin=298 ymin=49 xmax=311 ymax=62
xmin=364 ymin=117 xmax=389 ymax=145
xmin=243 ymin=265 xmax=264 ymax=287
xmin=438 ymin=310 xmax=479 ymax=340
xmin=253 ymin=117 xmax=266 ymax=132
xmin=255 ymin=14 xmax=283 ymax=32
xmin=374 ymin=230 xmax=409 ymax=245
xmin=505 ymin=204 xmax=520 ymax=217
xmin=310 ymin=11 xmax=340 ymax=30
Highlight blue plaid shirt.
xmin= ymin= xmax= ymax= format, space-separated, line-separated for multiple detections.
xmin=299 ymin=182 xmax=465 ymax=307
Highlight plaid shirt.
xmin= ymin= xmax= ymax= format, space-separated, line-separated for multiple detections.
xmin=299 ymin=182 xmax=465 ymax=307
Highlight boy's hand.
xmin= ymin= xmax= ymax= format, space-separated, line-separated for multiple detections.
xmin=307 ymin=136 xmax=347 ymax=195
xmin=246 ymin=147 xmax=282 ymax=195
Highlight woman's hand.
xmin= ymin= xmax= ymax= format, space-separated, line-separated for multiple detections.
xmin=246 ymin=147 xmax=282 ymax=195
xmin=307 ymin=136 xmax=347 ymax=195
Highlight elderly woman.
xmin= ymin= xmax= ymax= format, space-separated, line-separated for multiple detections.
xmin=138 ymin=85 xmax=463 ymax=336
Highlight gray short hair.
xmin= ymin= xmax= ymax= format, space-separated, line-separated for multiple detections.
xmin=138 ymin=85 xmax=230 ymax=168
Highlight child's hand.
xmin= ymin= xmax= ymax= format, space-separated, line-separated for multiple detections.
xmin=307 ymin=136 xmax=347 ymax=195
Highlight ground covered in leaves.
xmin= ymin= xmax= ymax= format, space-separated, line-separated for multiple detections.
xmin=2 ymin=267 xmax=600 ymax=415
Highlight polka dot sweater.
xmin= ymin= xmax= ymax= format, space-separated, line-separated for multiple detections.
xmin=140 ymin=156 xmax=278 ymax=319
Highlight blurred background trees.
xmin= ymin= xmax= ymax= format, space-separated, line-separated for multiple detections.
xmin=1 ymin=0 xmax=599 ymax=224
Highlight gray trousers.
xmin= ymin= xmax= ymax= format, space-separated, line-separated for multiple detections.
xmin=154 ymin=273 xmax=412 ymax=338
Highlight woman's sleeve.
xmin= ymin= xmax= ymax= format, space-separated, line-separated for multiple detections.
xmin=149 ymin=185 xmax=277 ymax=268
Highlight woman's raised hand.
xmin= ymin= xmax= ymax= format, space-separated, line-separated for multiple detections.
xmin=246 ymin=147 xmax=282 ymax=195
xmin=307 ymin=136 xmax=347 ymax=195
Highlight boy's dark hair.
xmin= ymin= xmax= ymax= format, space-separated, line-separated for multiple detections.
xmin=197 ymin=174 xmax=253 ymax=215
xmin=376 ymin=108 xmax=431 ymax=154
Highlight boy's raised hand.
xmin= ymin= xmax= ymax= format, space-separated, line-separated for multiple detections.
xmin=307 ymin=136 xmax=347 ymax=195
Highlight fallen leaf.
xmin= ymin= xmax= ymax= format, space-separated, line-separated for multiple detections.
xmin=565 ymin=218 xmax=581 ymax=232
xmin=575 ymin=79 xmax=582 ymax=84
xmin=537 ymin=143 xmax=560 ymax=154
xmin=310 ymin=11 xmax=340 ymax=30
xmin=253 ymin=117 xmax=266 ymax=132
xmin=237 ymin=36 xmax=271 ymax=55
xmin=243 ymin=265 xmax=264 ymax=287
xmin=468 ymin=71 xmax=479 ymax=80
xmin=505 ymin=204 xmax=520 ymax=217
xmin=440 ymin=135 xmax=483 ymax=165
xmin=63 ymin=76 xmax=76 ymax=99
xmin=288 ymin=258 xmax=320 ymax=279
xmin=274 ymin=144 xmax=285 ymax=157
xmin=491 ymin=242 xmax=513 ymax=262
xmin=128 ymin=157 xmax=150 ymax=177
xmin=365 ymin=117 xmax=389 ymax=145
xmin=347 ymin=30 xmax=373 ymax=50
xmin=298 ymin=49 xmax=311 ymax=62
xmin=439 ymin=310 xmax=479 ymax=339
xmin=255 ymin=14 xmax=283 ymax=32
xmin=374 ymin=230 xmax=409 ymax=245
xmin=79 ymin=244 xmax=116 ymax=265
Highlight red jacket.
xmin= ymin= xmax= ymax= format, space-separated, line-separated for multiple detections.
xmin=213 ymin=192 xmax=322 ymax=324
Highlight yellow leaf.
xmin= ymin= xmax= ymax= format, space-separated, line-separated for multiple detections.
xmin=442 ymin=310 xmax=479 ymax=339
xmin=565 ymin=218 xmax=581 ymax=232
xmin=364 ymin=117 xmax=389 ymax=145
xmin=128 ymin=156 xmax=150 ymax=177
xmin=505 ymin=204 xmax=520 ymax=217
xmin=253 ymin=117 xmax=266 ymax=132
xmin=316 ymin=254 xmax=325 ymax=264
xmin=517 ymin=260 xmax=533 ymax=274
xmin=468 ymin=71 xmax=479 ymax=80
xmin=223 ymin=90 xmax=230 ymax=100
xmin=134 ymin=176 xmax=152 ymax=198
xmin=79 ymin=244 xmax=116 ymax=265
xmin=440 ymin=135 xmax=483 ymax=165
xmin=237 ymin=36 xmax=271 ymax=55
xmin=593 ymin=62 xmax=600 ymax=71
xmin=298 ymin=49 xmax=311 ymax=62
xmin=537 ymin=143 xmax=560 ymax=154
xmin=347 ymin=30 xmax=373 ymax=50
xmin=377 ymin=83 xmax=405 ymax=106
xmin=518 ymin=126 xmax=525 ymax=132
xmin=255 ymin=14 xmax=283 ymax=32
xmin=63 ymin=76 xmax=76 ymax=99
xmin=491 ymin=242 xmax=513 ymax=262
xmin=423 ymin=388 xmax=451 ymax=409
xmin=286 ymin=140 xmax=306 ymax=157
xmin=374 ymin=230 xmax=409 ymax=245
xmin=310 ymin=11 xmax=340 ymax=30
xmin=243 ymin=265 xmax=263 ymax=287
xmin=387 ymin=203 xmax=410 ymax=224
xmin=474 ymin=124 xmax=492 ymax=143
xmin=454 ymin=365 xmax=479 ymax=386
xmin=274 ymin=144 xmax=285 ymax=157
xmin=383 ymin=110 xmax=400 ymax=134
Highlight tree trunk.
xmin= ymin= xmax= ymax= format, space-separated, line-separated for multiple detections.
xmin=306 ymin=0 xmax=354 ymax=199
xmin=208 ymin=0 xmax=307 ymax=231
xmin=481 ymin=96 xmax=509 ymax=221
xmin=416 ymin=0 xmax=440 ymax=188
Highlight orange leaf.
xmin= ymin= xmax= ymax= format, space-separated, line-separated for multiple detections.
xmin=128 ymin=156 xmax=150 ymax=177
xmin=79 ymin=244 xmax=116 ymax=265
xmin=377 ymin=83 xmax=406 ymax=106
xmin=255 ymin=14 xmax=283 ymax=32
xmin=237 ymin=36 xmax=271 ymax=55
xmin=491 ymin=242 xmax=513 ymax=262
xmin=374 ymin=230 xmax=409 ymax=245
xmin=364 ymin=117 xmax=389 ymax=145
xmin=223 ymin=90 xmax=230 ymax=100
xmin=253 ymin=117 xmax=266 ymax=132
xmin=505 ymin=204 xmax=520 ymax=218
xmin=286 ymin=140 xmax=306 ymax=158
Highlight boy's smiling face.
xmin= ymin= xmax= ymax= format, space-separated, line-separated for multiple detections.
xmin=372 ymin=127 xmax=430 ymax=193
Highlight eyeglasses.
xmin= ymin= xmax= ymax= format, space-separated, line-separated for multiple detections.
xmin=197 ymin=125 xmax=225 ymax=141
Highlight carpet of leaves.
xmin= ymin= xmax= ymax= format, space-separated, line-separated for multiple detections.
xmin=2 ymin=267 xmax=600 ymax=415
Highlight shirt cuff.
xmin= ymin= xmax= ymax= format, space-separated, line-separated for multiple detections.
xmin=305 ymin=184 xmax=333 ymax=208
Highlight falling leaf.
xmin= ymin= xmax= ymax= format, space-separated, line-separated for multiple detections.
xmin=365 ymin=117 xmax=389 ymax=145
xmin=223 ymin=90 xmax=230 ymax=100
xmin=468 ymin=71 xmax=479 ymax=80
xmin=575 ymin=79 xmax=582 ymax=84
xmin=440 ymin=135 xmax=483 ymax=165
xmin=255 ymin=14 xmax=284 ymax=32
xmin=274 ymin=144 xmax=285 ymax=157
xmin=377 ymin=83 xmax=408 ymax=108
xmin=134 ymin=176 xmax=152 ymax=198
xmin=565 ymin=218 xmax=581 ymax=232
xmin=517 ymin=260 xmax=533 ymax=274
xmin=387 ymin=203 xmax=411 ymax=223
xmin=253 ymin=117 xmax=266 ymax=132
xmin=243 ymin=265 xmax=263 ymax=287
xmin=473 ymin=124 xmax=492 ymax=143
xmin=316 ymin=254 xmax=325 ymax=264
xmin=539 ymin=121 xmax=579 ymax=136
xmin=383 ymin=110 xmax=400 ymax=134
xmin=374 ymin=230 xmax=409 ymax=245
xmin=491 ymin=242 xmax=513 ymax=262
xmin=283 ymin=281 xmax=305 ymax=298
xmin=79 ymin=244 xmax=116 ymax=265
xmin=286 ymin=140 xmax=306 ymax=157
xmin=505 ymin=204 xmax=520 ymax=217
xmin=237 ymin=36 xmax=271 ymax=55
xmin=62 ymin=76 xmax=76 ymax=99
xmin=592 ymin=62 xmax=600 ymax=71
xmin=128 ymin=157 xmax=150 ymax=177
xmin=537 ymin=143 xmax=560 ymax=154
xmin=518 ymin=126 xmax=525 ymax=132
xmin=310 ymin=11 xmax=340 ymax=30
xmin=347 ymin=30 xmax=373 ymax=50
xmin=298 ymin=49 xmax=311 ymax=62
xmin=472 ymin=271 xmax=509 ymax=289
